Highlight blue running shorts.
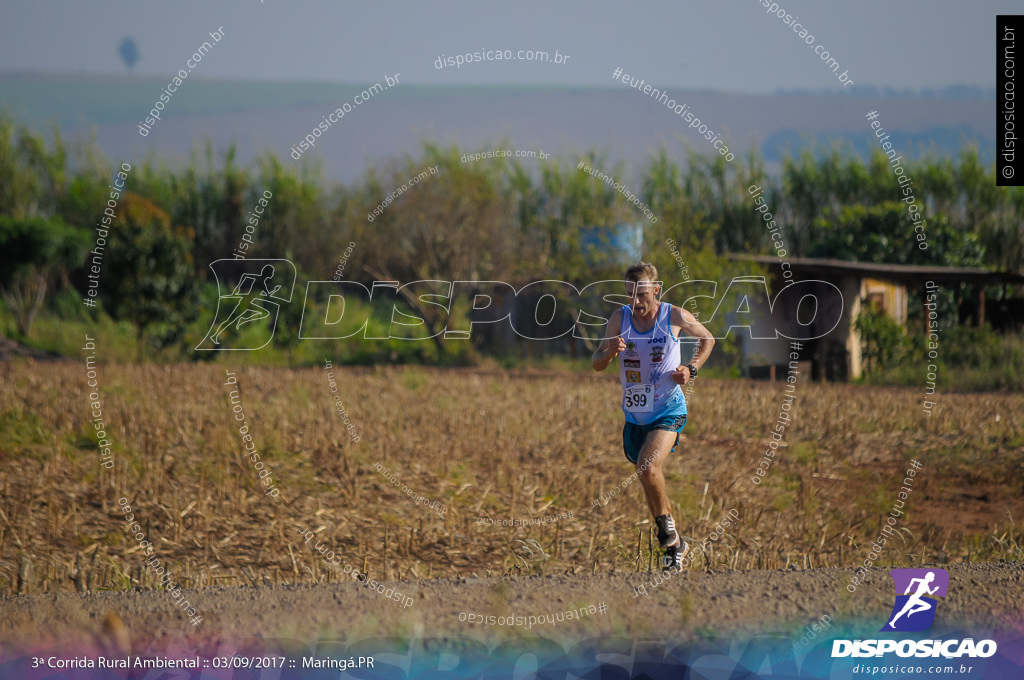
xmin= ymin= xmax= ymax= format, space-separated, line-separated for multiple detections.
xmin=622 ymin=412 xmax=687 ymax=465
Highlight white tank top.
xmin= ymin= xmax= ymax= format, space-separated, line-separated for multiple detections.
xmin=619 ymin=302 xmax=686 ymax=425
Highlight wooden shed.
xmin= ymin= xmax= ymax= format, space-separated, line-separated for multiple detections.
xmin=729 ymin=255 xmax=1024 ymax=381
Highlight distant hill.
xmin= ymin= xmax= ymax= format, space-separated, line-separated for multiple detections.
xmin=0 ymin=72 xmax=994 ymax=183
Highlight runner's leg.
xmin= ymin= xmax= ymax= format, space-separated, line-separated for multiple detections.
xmin=635 ymin=429 xmax=679 ymax=519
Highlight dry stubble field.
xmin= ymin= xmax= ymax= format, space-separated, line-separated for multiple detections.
xmin=0 ymin=359 xmax=1023 ymax=647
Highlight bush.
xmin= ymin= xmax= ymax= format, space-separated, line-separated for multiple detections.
xmin=855 ymin=302 xmax=911 ymax=373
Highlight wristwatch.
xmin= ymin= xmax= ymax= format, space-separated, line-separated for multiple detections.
xmin=686 ymin=363 xmax=698 ymax=378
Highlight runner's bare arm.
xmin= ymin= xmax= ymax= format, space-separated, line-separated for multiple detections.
xmin=592 ymin=308 xmax=626 ymax=372
xmin=670 ymin=305 xmax=714 ymax=383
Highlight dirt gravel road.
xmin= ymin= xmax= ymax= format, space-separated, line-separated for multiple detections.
xmin=2 ymin=563 xmax=1021 ymax=656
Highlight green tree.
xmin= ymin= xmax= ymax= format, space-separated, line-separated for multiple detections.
xmin=349 ymin=144 xmax=522 ymax=356
xmin=0 ymin=116 xmax=71 ymax=220
xmin=854 ymin=302 xmax=910 ymax=373
xmin=101 ymin=193 xmax=198 ymax=359
xmin=0 ymin=216 xmax=89 ymax=337
xmin=808 ymin=202 xmax=916 ymax=263
xmin=808 ymin=202 xmax=983 ymax=267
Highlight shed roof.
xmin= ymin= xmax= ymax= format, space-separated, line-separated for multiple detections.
xmin=728 ymin=255 xmax=1024 ymax=286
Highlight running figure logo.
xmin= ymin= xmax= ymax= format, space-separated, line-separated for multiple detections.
xmin=881 ymin=568 xmax=949 ymax=632
xmin=196 ymin=259 xmax=295 ymax=351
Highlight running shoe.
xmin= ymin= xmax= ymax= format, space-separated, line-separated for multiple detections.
xmin=655 ymin=514 xmax=680 ymax=549
xmin=661 ymin=540 xmax=690 ymax=572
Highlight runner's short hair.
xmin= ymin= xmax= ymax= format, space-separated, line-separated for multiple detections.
xmin=625 ymin=262 xmax=659 ymax=284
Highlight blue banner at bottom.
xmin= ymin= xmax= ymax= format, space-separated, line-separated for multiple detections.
xmin=3 ymin=626 xmax=1023 ymax=680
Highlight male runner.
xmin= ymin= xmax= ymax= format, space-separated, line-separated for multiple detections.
xmin=591 ymin=262 xmax=715 ymax=570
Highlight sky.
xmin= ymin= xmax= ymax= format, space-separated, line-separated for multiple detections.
xmin=0 ymin=0 xmax=1015 ymax=94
